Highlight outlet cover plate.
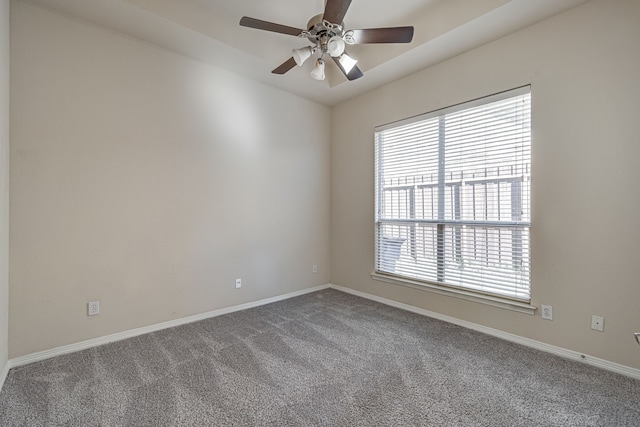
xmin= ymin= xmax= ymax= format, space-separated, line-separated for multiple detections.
xmin=541 ymin=304 xmax=553 ymax=320
xmin=591 ymin=315 xmax=604 ymax=332
xmin=88 ymin=301 xmax=100 ymax=316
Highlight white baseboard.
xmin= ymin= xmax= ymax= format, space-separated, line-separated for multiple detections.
xmin=4 ymin=282 xmax=639 ymax=389
xmin=0 ymin=359 xmax=9 ymax=391
xmin=6 ymin=284 xmax=330 ymax=371
xmin=329 ymin=284 xmax=640 ymax=380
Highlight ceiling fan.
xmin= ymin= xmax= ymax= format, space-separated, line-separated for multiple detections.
xmin=239 ymin=0 xmax=414 ymax=82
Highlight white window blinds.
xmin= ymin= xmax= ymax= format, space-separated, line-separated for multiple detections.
xmin=375 ymin=87 xmax=531 ymax=301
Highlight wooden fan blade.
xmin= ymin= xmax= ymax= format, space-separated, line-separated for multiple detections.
xmin=348 ymin=27 xmax=414 ymax=44
xmin=323 ymin=0 xmax=352 ymax=24
xmin=272 ymin=57 xmax=297 ymax=75
xmin=239 ymin=17 xmax=304 ymax=36
xmin=332 ymin=56 xmax=364 ymax=81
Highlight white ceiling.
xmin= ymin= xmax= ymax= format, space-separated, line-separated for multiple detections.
xmin=22 ymin=0 xmax=590 ymax=106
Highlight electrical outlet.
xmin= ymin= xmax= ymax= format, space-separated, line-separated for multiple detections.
xmin=235 ymin=278 xmax=242 ymax=289
xmin=312 ymin=265 xmax=318 ymax=274
xmin=541 ymin=305 xmax=553 ymax=320
xmin=88 ymin=301 xmax=100 ymax=316
xmin=591 ymin=315 xmax=604 ymax=332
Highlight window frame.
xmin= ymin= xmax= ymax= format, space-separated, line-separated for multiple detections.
xmin=373 ymin=86 xmax=534 ymax=314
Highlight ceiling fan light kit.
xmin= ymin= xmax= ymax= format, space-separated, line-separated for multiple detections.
xmin=239 ymin=0 xmax=414 ymax=82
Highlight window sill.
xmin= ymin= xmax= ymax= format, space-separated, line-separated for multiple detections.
xmin=370 ymin=272 xmax=536 ymax=315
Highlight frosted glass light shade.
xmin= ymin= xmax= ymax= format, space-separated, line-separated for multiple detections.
xmin=310 ymin=59 xmax=325 ymax=80
xmin=338 ymin=53 xmax=358 ymax=73
xmin=327 ymin=36 xmax=346 ymax=57
xmin=292 ymin=46 xmax=313 ymax=66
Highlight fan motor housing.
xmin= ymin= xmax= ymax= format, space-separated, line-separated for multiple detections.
xmin=306 ymin=13 xmax=344 ymax=40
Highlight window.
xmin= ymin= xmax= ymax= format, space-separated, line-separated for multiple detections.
xmin=374 ymin=87 xmax=531 ymax=302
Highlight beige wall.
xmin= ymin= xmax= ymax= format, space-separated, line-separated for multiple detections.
xmin=331 ymin=0 xmax=640 ymax=370
xmin=9 ymin=2 xmax=330 ymax=358
xmin=0 ymin=0 xmax=9 ymax=374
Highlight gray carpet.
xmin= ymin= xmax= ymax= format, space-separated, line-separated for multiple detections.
xmin=0 ymin=289 xmax=639 ymax=426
